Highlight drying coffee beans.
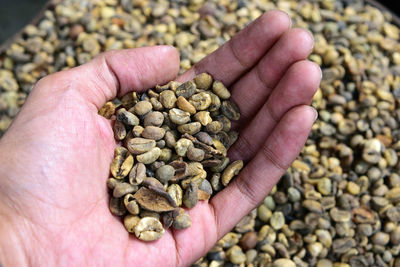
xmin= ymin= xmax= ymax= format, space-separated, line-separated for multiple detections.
xmin=102 ymin=73 xmax=243 ymax=241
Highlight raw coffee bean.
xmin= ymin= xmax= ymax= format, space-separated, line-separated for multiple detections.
xmin=134 ymin=217 xmax=165 ymax=241
xmin=176 ymin=96 xmax=196 ymax=114
xmin=155 ymin=165 xmax=175 ymax=183
xmin=221 ymin=100 xmax=240 ymax=121
xmin=167 ymin=184 xmax=183 ymax=207
xmin=177 ymin=122 xmax=202 ymax=135
xmin=133 ymin=187 xmax=176 ymax=212
xmin=113 ymin=182 xmax=137 ymax=198
xmin=194 ymin=73 xmax=213 ymax=90
xmin=172 ymin=208 xmax=192 ymax=229
xmin=123 ymin=214 xmax=140 ymax=233
xmin=113 ymin=120 xmax=126 ymax=140
xmin=159 ymin=90 xmax=177 ymax=109
xmin=221 ymin=160 xmax=244 ymax=186
xmin=126 ymin=138 xmax=156 ymax=154
xmin=208 ymin=92 xmax=221 ymax=112
xmin=124 ymin=194 xmax=140 ymax=215
xmin=175 ymin=138 xmax=193 ymax=157
xmin=169 ymin=108 xmax=191 ymax=125
xmin=110 ymin=149 xmax=134 ymax=179
xmin=110 ymin=197 xmax=126 ymax=216
xmin=212 ymin=80 xmax=231 ymax=99
xmin=136 ymin=147 xmax=161 ymax=164
xmin=189 ymin=92 xmax=212 ymax=110
xmin=183 ymin=181 xmax=198 ymax=208
xmin=141 ymin=126 xmax=166 ymax=140
xmin=143 ymin=111 xmax=164 ymax=127
xmin=187 ymin=146 xmax=205 ymax=162
xmin=129 ymin=163 xmax=146 ymax=185
xmin=117 ymin=108 xmax=139 ymax=126
xmin=193 ymin=111 xmax=212 ymax=126
xmin=175 ymin=81 xmax=196 ymax=98
xmin=134 ymin=101 xmax=152 ymax=116
xmin=195 ymin=131 xmax=214 ymax=146
xmin=98 ymin=101 xmax=115 ymax=119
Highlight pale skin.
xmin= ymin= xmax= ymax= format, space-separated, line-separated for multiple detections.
xmin=0 ymin=11 xmax=321 ymax=267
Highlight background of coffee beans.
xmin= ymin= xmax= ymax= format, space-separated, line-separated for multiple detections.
xmin=0 ymin=0 xmax=399 ymax=266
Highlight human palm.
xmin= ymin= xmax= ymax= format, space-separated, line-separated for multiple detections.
xmin=0 ymin=11 xmax=321 ymax=266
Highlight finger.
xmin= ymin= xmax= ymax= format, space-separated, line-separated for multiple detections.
xmin=230 ymin=28 xmax=314 ymax=124
xmin=229 ymin=60 xmax=321 ymax=162
xmin=61 ymin=46 xmax=179 ymax=109
xmin=178 ymin=10 xmax=291 ymax=86
xmin=210 ymin=105 xmax=317 ymax=238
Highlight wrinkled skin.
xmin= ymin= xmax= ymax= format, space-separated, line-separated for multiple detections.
xmin=0 ymin=11 xmax=320 ymax=267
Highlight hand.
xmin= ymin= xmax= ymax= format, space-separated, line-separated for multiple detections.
xmin=0 ymin=11 xmax=320 ymax=266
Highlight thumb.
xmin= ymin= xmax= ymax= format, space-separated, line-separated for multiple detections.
xmin=75 ymin=45 xmax=180 ymax=108
xmin=29 ymin=46 xmax=180 ymax=110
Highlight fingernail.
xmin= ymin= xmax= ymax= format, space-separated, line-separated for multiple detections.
xmin=311 ymin=106 xmax=318 ymax=122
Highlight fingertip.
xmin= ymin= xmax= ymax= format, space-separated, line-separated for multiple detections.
xmin=289 ymin=60 xmax=322 ymax=91
xmin=160 ymin=45 xmax=181 ymax=77
xmin=261 ymin=10 xmax=292 ymax=34
xmin=286 ymin=28 xmax=314 ymax=58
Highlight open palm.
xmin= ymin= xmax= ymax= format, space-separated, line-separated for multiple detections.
xmin=0 ymin=11 xmax=321 ymax=267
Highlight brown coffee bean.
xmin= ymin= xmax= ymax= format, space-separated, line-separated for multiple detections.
xmin=183 ymin=181 xmax=198 ymax=208
xmin=208 ymin=92 xmax=221 ymax=112
xmin=239 ymin=232 xmax=258 ymax=250
xmin=113 ymin=182 xmax=137 ymax=198
xmin=221 ymin=100 xmax=240 ymax=120
xmin=176 ymin=96 xmax=196 ymax=114
xmin=133 ymin=187 xmax=176 ymax=212
xmin=206 ymin=121 xmax=223 ymax=134
xmin=155 ymin=165 xmax=175 ymax=183
xmin=126 ymin=137 xmax=156 ymax=154
xmin=136 ymin=147 xmax=161 ymax=164
xmin=189 ymin=92 xmax=212 ymax=110
xmin=187 ymin=146 xmax=205 ymax=161
xmin=175 ymin=81 xmax=196 ymax=98
xmin=194 ymin=73 xmax=213 ymax=90
xmin=195 ymin=131 xmax=214 ymax=145
xmin=124 ymin=194 xmax=140 ymax=215
xmin=123 ymin=214 xmax=140 ymax=233
xmin=143 ymin=111 xmax=164 ymax=127
xmin=113 ymin=120 xmax=126 ymax=140
xmin=222 ymin=160 xmax=243 ymax=186
xmin=212 ymin=80 xmax=231 ymax=99
xmin=177 ymin=122 xmax=202 ymax=135
xmin=116 ymin=108 xmax=139 ymax=126
xmin=172 ymin=208 xmax=192 ymax=229
xmin=159 ymin=90 xmax=177 ymax=109
xmin=111 ymin=148 xmax=134 ymax=179
xmin=167 ymin=184 xmax=183 ymax=207
xmin=141 ymin=126 xmax=166 ymax=140
xmin=134 ymin=100 xmax=152 ymax=116
xmin=169 ymin=108 xmax=191 ymax=125
xmin=193 ymin=111 xmax=212 ymax=126
xmin=98 ymin=101 xmax=115 ymax=119
xmin=110 ymin=197 xmax=126 ymax=216
xmin=129 ymin=163 xmax=146 ymax=185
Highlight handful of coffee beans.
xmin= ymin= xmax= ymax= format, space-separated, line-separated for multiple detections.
xmin=100 ymin=73 xmax=243 ymax=241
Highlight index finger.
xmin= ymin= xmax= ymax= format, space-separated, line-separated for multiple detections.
xmin=178 ymin=10 xmax=291 ymax=86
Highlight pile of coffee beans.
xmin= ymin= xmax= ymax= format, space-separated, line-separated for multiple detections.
xmin=103 ymin=73 xmax=243 ymax=241
xmin=1 ymin=0 xmax=400 ymax=265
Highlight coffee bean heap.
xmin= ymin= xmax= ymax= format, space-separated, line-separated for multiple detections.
xmin=102 ymin=73 xmax=243 ymax=241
